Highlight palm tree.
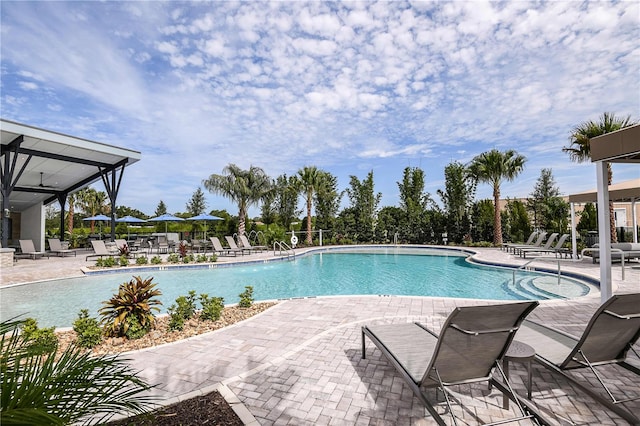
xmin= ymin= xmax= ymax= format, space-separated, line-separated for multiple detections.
xmin=203 ymin=164 xmax=272 ymax=236
xmin=563 ymin=112 xmax=637 ymax=243
xmin=76 ymin=188 xmax=108 ymax=233
xmin=293 ymin=166 xmax=325 ymax=245
xmin=468 ymin=149 xmax=526 ymax=246
xmin=0 ymin=318 xmax=155 ymax=424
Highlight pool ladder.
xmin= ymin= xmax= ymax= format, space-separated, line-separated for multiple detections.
xmin=273 ymin=241 xmax=295 ymax=260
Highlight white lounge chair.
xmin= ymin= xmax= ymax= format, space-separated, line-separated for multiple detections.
xmin=239 ymin=235 xmax=268 ymax=253
xmin=86 ymin=240 xmax=119 ymax=261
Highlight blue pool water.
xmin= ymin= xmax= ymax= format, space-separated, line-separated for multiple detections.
xmin=0 ymin=247 xmax=592 ymax=328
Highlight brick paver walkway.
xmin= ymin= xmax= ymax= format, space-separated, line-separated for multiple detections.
xmin=2 ymin=246 xmax=639 ymax=425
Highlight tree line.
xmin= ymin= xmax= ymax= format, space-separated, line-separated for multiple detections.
xmin=48 ymin=112 xmax=636 ymax=247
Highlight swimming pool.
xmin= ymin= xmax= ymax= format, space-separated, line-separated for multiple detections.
xmin=0 ymin=247 xmax=593 ymax=328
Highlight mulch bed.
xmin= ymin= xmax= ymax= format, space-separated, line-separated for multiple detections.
xmin=106 ymin=390 xmax=243 ymax=425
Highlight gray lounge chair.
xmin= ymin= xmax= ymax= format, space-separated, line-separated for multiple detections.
xmin=514 ymin=233 xmax=557 ymax=256
xmin=86 ymin=240 xmax=119 ymax=261
xmin=362 ymin=301 xmax=547 ymax=425
xmin=519 ymin=233 xmax=568 ymax=258
xmin=18 ymin=239 xmax=49 ymax=260
xmin=503 ymin=231 xmax=537 ymax=252
xmin=239 ymin=235 xmax=268 ymax=253
xmin=507 ymin=232 xmax=547 ymax=254
xmin=48 ymin=238 xmax=76 ymax=257
xmin=210 ymin=236 xmax=241 ymax=256
xmin=225 ymin=236 xmax=251 ymax=255
xmin=516 ymin=293 xmax=640 ymax=424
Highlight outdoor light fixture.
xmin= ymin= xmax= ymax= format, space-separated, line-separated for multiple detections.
xmin=4 ymin=209 xmax=10 ymax=218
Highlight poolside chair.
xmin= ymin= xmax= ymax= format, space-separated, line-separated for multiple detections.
xmin=225 ymin=236 xmax=251 ymax=255
xmin=47 ymin=238 xmax=76 ymax=257
xmin=515 ymin=293 xmax=640 ymax=424
xmin=503 ymin=231 xmax=537 ymax=252
xmin=86 ymin=240 xmax=119 ymax=261
xmin=362 ymin=301 xmax=548 ymax=426
xmin=514 ymin=232 xmax=554 ymax=256
xmin=210 ymin=236 xmax=242 ymax=256
xmin=239 ymin=235 xmax=268 ymax=253
xmin=507 ymin=232 xmax=547 ymax=254
xmin=519 ymin=233 xmax=567 ymax=258
xmin=18 ymin=239 xmax=49 ymax=260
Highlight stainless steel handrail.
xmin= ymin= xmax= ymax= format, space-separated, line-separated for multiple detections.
xmin=273 ymin=241 xmax=295 ymax=259
xmin=512 ymin=257 xmax=562 ymax=287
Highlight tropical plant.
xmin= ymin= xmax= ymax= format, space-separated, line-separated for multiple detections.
xmin=563 ymin=112 xmax=637 ymax=242
xmin=99 ymin=276 xmax=163 ymax=338
xmin=467 ymin=149 xmax=526 ymax=246
xmin=73 ymin=309 xmax=102 ymax=349
xmin=119 ymin=255 xmax=129 ymax=267
xmin=76 ymin=188 xmax=109 ymax=233
xmin=1 ymin=318 xmax=154 ymax=425
xmin=167 ymin=253 xmax=180 ymax=263
xmin=293 ymin=166 xmax=325 ymax=245
xmin=273 ymin=174 xmax=301 ymax=230
xmin=150 ymin=256 xmax=162 ymax=265
xmin=203 ymin=164 xmax=273 ymax=236
xmin=136 ymin=256 xmax=148 ymax=265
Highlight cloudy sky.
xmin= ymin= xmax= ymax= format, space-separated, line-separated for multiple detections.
xmin=1 ymin=1 xmax=638 ymax=217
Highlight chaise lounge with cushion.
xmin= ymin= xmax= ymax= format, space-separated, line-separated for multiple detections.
xmin=587 ymin=243 xmax=640 ymax=263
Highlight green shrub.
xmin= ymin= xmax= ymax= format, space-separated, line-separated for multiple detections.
xmin=136 ymin=256 xmax=149 ymax=265
xmin=21 ymin=318 xmax=58 ymax=355
xmin=238 ymin=286 xmax=254 ymax=308
xmin=119 ymin=255 xmax=129 ymax=267
xmin=73 ymin=309 xmax=102 ymax=348
xmin=167 ymin=305 xmax=185 ymax=331
xmin=95 ymin=258 xmax=104 ymax=267
xmin=167 ymin=253 xmax=180 ymax=263
xmin=200 ymin=294 xmax=224 ymax=321
xmin=99 ymin=276 xmax=163 ymax=338
xmin=102 ymin=256 xmax=116 ymax=267
xmin=124 ymin=316 xmax=147 ymax=340
xmin=208 ymin=254 xmax=218 ymax=263
xmin=196 ymin=254 xmax=208 ymax=263
xmin=182 ymin=254 xmax=195 ymax=264
xmin=151 ymin=256 xmax=162 ymax=265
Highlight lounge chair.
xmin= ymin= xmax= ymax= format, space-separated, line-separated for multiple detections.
xmin=18 ymin=239 xmax=49 ymax=260
xmin=47 ymin=238 xmax=76 ymax=257
xmin=362 ymin=301 xmax=548 ymax=425
xmin=239 ymin=235 xmax=268 ymax=253
xmin=225 ymin=236 xmax=251 ymax=255
xmin=507 ymin=232 xmax=547 ymax=254
xmin=519 ymin=233 xmax=568 ymax=258
xmin=514 ymin=233 xmax=557 ymax=256
xmin=210 ymin=236 xmax=242 ymax=256
xmin=515 ymin=293 xmax=640 ymax=424
xmin=503 ymin=231 xmax=537 ymax=252
xmin=86 ymin=240 xmax=119 ymax=261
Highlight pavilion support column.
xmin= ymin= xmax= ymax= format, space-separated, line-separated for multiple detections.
xmin=57 ymin=193 xmax=67 ymax=241
xmin=100 ymin=161 xmax=126 ymax=241
xmin=570 ymin=203 xmax=577 ymax=259
xmin=596 ymin=161 xmax=612 ymax=305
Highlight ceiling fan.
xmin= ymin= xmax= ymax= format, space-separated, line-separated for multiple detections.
xmin=36 ymin=172 xmax=57 ymax=188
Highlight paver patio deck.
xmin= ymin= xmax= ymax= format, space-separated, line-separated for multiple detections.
xmin=1 ymin=246 xmax=638 ymax=425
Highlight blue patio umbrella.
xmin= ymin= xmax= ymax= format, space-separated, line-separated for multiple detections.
xmin=83 ymin=214 xmax=111 ymax=238
xmin=115 ymin=215 xmax=147 ymax=239
xmin=186 ymin=213 xmax=223 ymax=238
xmin=148 ymin=213 xmax=185 ymax=235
